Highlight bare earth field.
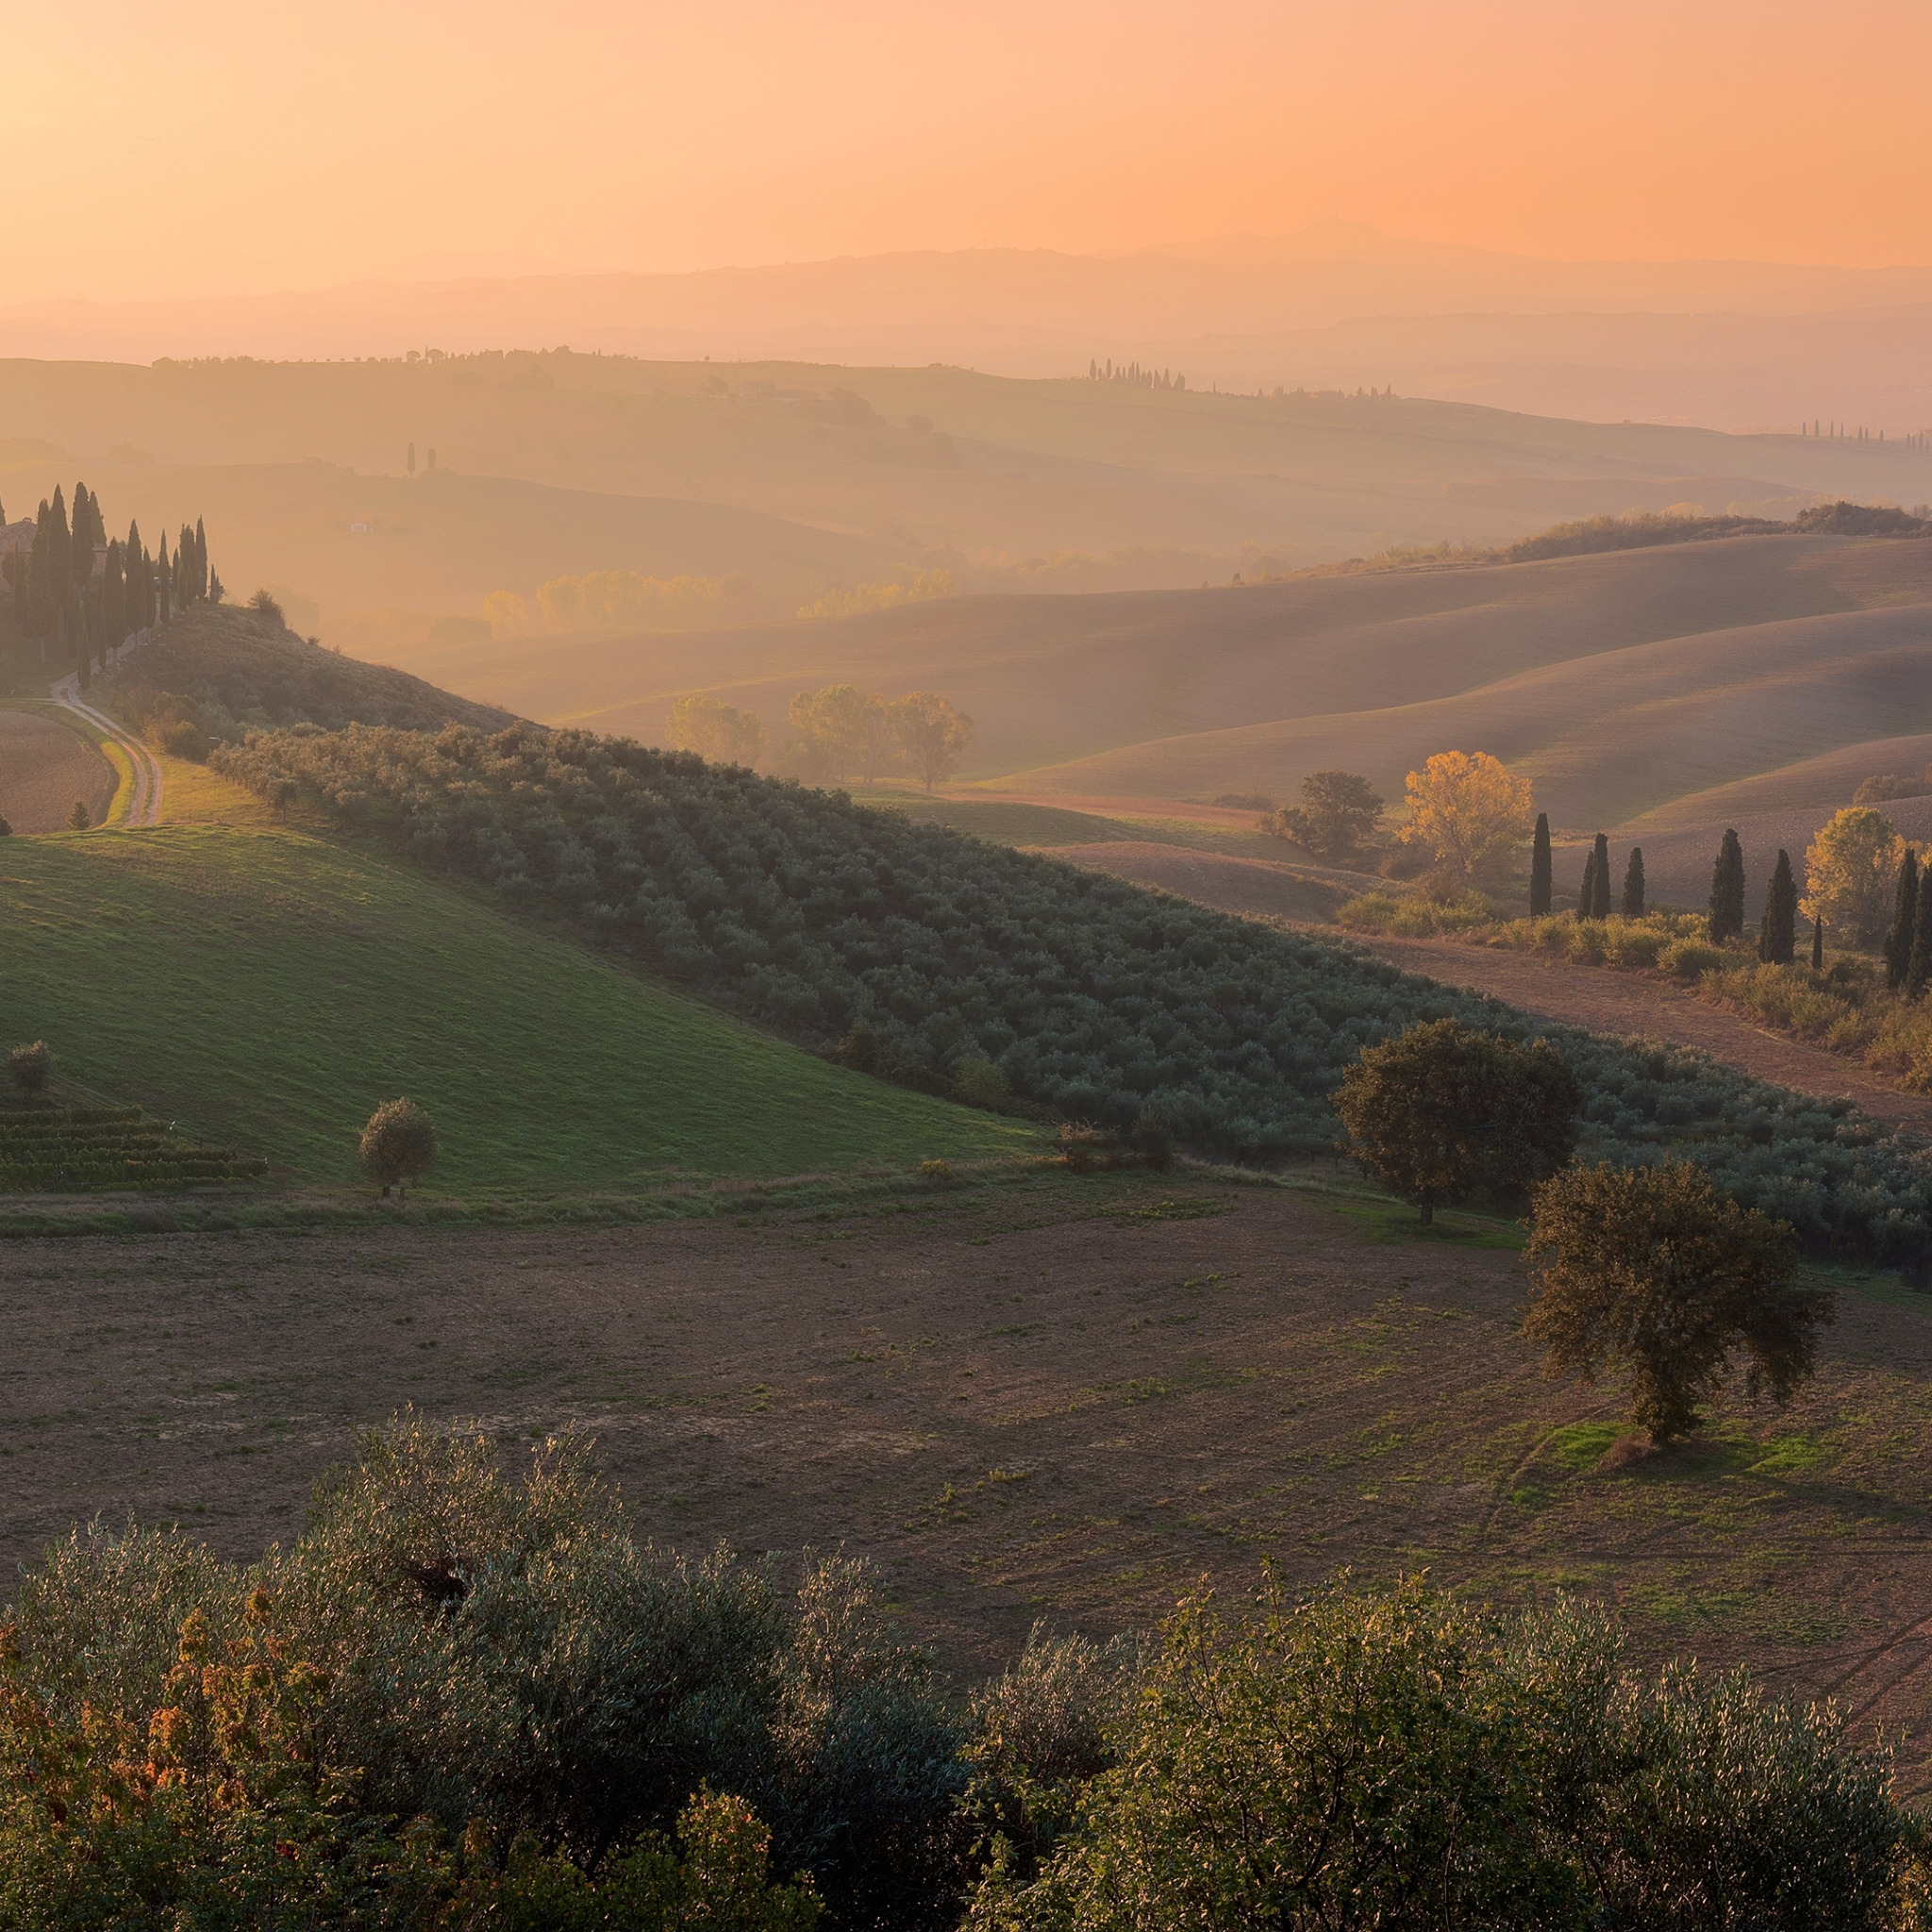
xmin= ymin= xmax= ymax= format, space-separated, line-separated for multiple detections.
xmin=0 ymin=708 xmax=114 ymax=833
xmin=1043 ymin=841 xmax=1345 ymax=921
xmin=9 ymin=1179 xmax=1932 ymax=1784
xmin=1351 ymin=934 xmax=1932 ymax=1136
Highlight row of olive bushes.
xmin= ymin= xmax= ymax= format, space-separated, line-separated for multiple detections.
xmin=4 ymin=1426 xmax=1922 ymax=1930
xmin=208 ymin=725 xmax=1932 ymax=1259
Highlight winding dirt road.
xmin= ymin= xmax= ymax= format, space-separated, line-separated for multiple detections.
xmin=1356 ymin=932 xmax=1932 ymax=1136
xmin=50 ymin=637 xmax=161 ymax=827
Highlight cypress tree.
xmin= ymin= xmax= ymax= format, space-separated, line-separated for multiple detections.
xmin=157 ymin=532 xmax=171 ymax=624
xmin=69 ymin=484 xmax=92 ymax=589
xmin=1885 ymin=849 xmax=1918 ymax=990
xmin=1576 ymin=847 xmax=1597 ymax=920
xmin=193 ymin=517 xmax=208 ymax=600
xmin=1622 ymin=846 xmax=1645 ymax=918
xmin=1529 ymin=812 xmax=1552 ymax=916
xmin=46 ymin=487 xmax=69 ymax=601
xmin=1758 ymin=849 xmax=1797 ymax=965
xmin=1708 ymin=828 xmax=1745 ymax=942
xmin=1908 ymin=874 xmax=1932 ymax=1002
xmin=1811 ymin=914 xmax=1824 ymax=971
xmin=1591 ymin=833 xmax=1611 ymax=920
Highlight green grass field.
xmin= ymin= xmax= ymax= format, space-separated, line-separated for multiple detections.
xmin=0 ymin=824 xmax=1037 ymax=1192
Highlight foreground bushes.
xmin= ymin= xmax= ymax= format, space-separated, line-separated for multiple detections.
xmin=210 ymin=725 xmax=1932 ymax=1259
xmin=4 ymin=1424 xmax=1924 ymax=1930
xmin=972 ymin=1577 xmax=1921 ymax=1932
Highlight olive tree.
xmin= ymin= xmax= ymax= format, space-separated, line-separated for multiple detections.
xmin=1523 ymin=1160 xmax=1832 ymax=1441
xmin=1333 ymin=1018 xmax=1578 ymax=1224
xmin=8 ymin=1040 xmax=53 ymax=1102
xmin=358 ymin=1097 xmax=438 ymax=1200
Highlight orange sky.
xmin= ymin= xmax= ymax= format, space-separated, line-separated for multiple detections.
xmin=7 ymin=0 xmax=1931 ymax=300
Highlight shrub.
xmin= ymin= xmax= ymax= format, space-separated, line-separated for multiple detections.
xmin=1334 ymin=1018 xmax=1579 ymax=1224
xmin=8 ymin=1041 xmax=52 ymax=1101
xmin=1660 ymin=938 xmax=1724 ymax=979
xmin=955 ymin=1058 xmax=1011 ymax=1109
xmin=247 ymin=588 xmax=285 ymax=625
xmin=1524 ymin=1160 xmax=1831 ymax=1440
xmin=156 ymin=717 xmax=209 ymax=760
xmin=64 ymin=800 xmax=90 ymax=831
xmin=969 ymin=1575 xmax=1921 ymax=1932
xmin=1604 ymin=921 xmax=1664 ymax=969
xmin=919 ymin=1158 xmax=952 ymax=1182
xmin=358 ymin=1096 xmax=438 ymax=1199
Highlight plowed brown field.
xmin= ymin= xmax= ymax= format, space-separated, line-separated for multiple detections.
xmin=0 ymin=708 xmax=114 ymax=833
xmin=9 ymin=1181 xmax=1932 ymax=1783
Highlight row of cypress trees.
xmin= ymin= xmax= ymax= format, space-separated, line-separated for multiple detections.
xmin=1526 ymin=815 xmax=1645 ymax=920
xmin=1708 ymin=827 xmax=1805 ymax=964
xmin=1 ymin=483 xmax=216 ymax=688
xmin=1885 ymin=850 xmax=1932 ymax=999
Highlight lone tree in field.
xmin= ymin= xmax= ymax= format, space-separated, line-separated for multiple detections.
xmin=8 ymin=1041 xmax=52 ymax=1102
xmin=1707 ymin=828 xmax=1745 ymax=943
xmin=1758 ymin=849 xmax=1797 ymax=965
xmin=65 ymin=801 xmax=90 ymax=831
xmin=1622 ymin=846 xmax=1645 ymax=919
xmin=359 ymin=1098 xmax=438 ymax=1200
xmin=1277 ymin=770 xmax=1383 ymax=861
xmin=1524 ymin=1161 xmax=1830 ymax=1441
xmin=1528 ymin=812 xmax=1552 ymax=915
xmin=1334 ymin=1018 xmax=1579 ymax=1226
xmin=893 ymin=691 xmax=974 ymax=792
xmin=1399 ymin=750 xmax=1534 ymax=893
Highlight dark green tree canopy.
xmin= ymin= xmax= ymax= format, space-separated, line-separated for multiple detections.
xmin=1334 ymin=1017 xmax=1579 ymax=1224
xmin=1524 ymin=1160 xmax=1829 ymax=1441
xmin=1274 ymin=768 xmax=1383 ymax=861
xmin=1759 ymin=849 xmax=1797 ymax=966
xmin=1708 ymin=827 xmax=1745 ymax=943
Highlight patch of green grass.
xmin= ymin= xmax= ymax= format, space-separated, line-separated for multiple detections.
xmin=1546 ymin=1422 xmax=1626 ymax=1471
xmin=1747 ymin=1432 xmax=1829 ymax=1476
xmin=0 ymin=826 xmax=1039 ymax=1191
xmin=1326 ymin=1195 xmax=1527 ymax=1252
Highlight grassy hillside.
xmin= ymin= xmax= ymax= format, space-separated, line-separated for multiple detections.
xmin=0 ymin=824 xmax=1033 ymax=1191
xmin=207 ymin=721 xmax=1932 ymax=1258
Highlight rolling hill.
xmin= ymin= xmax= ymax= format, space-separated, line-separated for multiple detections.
xmin=371 ymin=529 xmax=1932 ymax=839
xmin=2 ymin=352 xmax=1928 ymax=640
xmin=0 ymin=792 xmax=1033 ymax=1191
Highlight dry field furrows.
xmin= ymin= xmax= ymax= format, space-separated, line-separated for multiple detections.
xmin=0 ymin=709 xmax=114 ymax=833
xmin=1041 ymin=841 xmax=1345 ymax=921
xmin=8 ymin=1183 xmax=1932 ymax=1780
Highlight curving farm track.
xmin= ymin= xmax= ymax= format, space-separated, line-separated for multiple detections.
xmin=50 ymin=642 xmax=161 ymax=827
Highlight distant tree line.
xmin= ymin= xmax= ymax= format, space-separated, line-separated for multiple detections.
xmin=1 ymin=482 xmax=218 ymax=685
xmin=208 ymin=722 xmax=1932 ymax=1259
xmin=1087 ymin=358 xmax=1184 ymax=390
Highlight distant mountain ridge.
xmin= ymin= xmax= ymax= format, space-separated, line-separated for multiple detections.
xmin=7 ymin=225 xmax=1932 ymax=431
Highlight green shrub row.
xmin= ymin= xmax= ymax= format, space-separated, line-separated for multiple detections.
xmin=210 ymin=725 xmax=1932 ymax=1260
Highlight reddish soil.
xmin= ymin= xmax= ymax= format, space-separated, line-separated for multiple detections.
xmin=0 ymin=708 xmax=114 ymax=833
xmin=9 ymin=1180 xmax=1932 ymax=1779
xmin=1045 ymin=841 xmax=1345 ymax=920
xmin=1354 ymin=934 xmax=1932 ymax=1135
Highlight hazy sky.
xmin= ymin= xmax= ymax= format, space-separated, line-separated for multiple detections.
xmin=8 ymin=0 xmax=1931 ymax=300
